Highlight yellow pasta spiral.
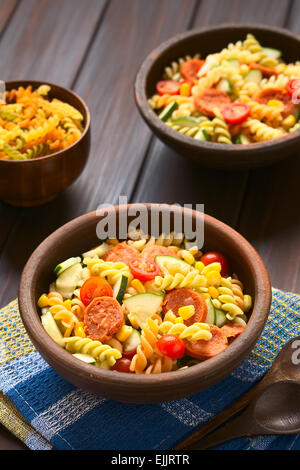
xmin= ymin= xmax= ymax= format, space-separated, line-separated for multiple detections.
xmin=212 ymin=108 xmax=232 ymax=144
xmin=242 ymin=118 xmax=284 ymax=141
xmin=154 ymin=270 xmax=207 ymax=290
xmin=83 ymin=257 xmax=131 ymax=285
xmin=130 ymin=318 xmax=159 ymax=374
xmin=64 ymin=336 xmax=121 ymax=366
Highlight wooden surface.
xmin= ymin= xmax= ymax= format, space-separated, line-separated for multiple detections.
xmin=0 ymin=0 xmax=299 ymax=450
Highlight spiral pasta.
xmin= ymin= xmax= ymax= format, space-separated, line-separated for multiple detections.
xmin=242 ymin=118 xmax=284 ymax=141
xmin=0 ymin=85 xmax=84 ymax=160
xmin=211 ymin=108 xmax=232 ymax=144
xmin=130 ymin=318 xmax=160 ymax=374
xmin=83 ymin=257 xmax=131 ymax=284
xmin=154 ymin=270 xmax=207 ymax=290
xmin=64 ymin=336 xmax=121 ymax=366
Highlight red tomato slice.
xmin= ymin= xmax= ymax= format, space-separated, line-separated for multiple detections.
xmin=222 ymin=102 xmax=250 ymax=124
xmin=200 ymin=252 xmax=230 ymax=278
xmin=80 ymin=276 xmax=113 ymax=307
xmin=286 ymin=79 xmax=300 ymax=98
xmin=157 ymin=335 xmax=185 ymax=359
xmin=129 ymin=259 xmax=160 ymax=282
xmin=111 ymin=358 xmax=134 ymax=373
xmin=156 ymin=80 xmax=180 ymax=96
xmin=180 ymin=59 xmax=205 ymax=81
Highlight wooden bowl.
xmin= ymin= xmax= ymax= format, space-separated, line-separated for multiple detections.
xmin=135 ymin=23 xmax=300 ymax=170
xmin=0 ymin=81 xmax=90 ymax=207
xmin=19 ymin=204 xmax=272 ymax=403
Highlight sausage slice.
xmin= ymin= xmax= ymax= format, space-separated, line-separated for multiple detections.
xmin=185 ymin=325 xmax=228 ymax=360
xmin=84 ymin=296 xmax=124 ymax=342
xmin=162 ymin=287 xmax=207 ymax=326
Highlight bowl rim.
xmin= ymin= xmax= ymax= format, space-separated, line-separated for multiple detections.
xmin=1 ymin=80 xmax=90 ymax=164
xmin=19 ymin=204 xmax=272 ymax=390
xmin=134 ymin=22 xmax=300 ymax=153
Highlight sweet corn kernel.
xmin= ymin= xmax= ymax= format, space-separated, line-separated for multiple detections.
xmin=202 ymin=262 xmax=222 ymax=274
xmin=175 ymin=316 xmax=184 ymax=324
xmin=74 ymin=322 xmax=86 ymax=338
xmin=178 ymin=305 xmax=195 ymax=320
xmin=282 ymin=114 xmax=296 ymax=128
xmin=180 ymin=82 xmax=191 ymax=97
xmin=208 ymin=286 xmax=219 ymax=299
xmin=206 ymin=270 xmax=222 ymax=287
xmin=116 ymin=325 xmax=133 ymax=342
xmin=64 ymin=299 xmax=72 ymax=311
xmin=131 ymin=279 xmax=145 ymax=293
xmin=127 ymin=313 xmax=139 ymax=329
xmin=267 ymin=99 xmax=283 ymax=108
xmin=240 ymin=64 xmax=249 ymax=74
xmin=37 ymin=294 xmax=49 ymax=308
xmin=195 ymin=261 xmax=205 ymax=273
xmin=201 ymin=293 xmax=210 ymax=299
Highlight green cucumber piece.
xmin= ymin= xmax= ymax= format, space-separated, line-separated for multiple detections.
xmin=72 ymin=353 xmax=96 ymax=364
xmin=243 ymin=69 xmax=263 ymax=84
xmin=263 ymin=47 xmax=282 ymax=60
xmin=234 ymin=134 xmax=251 ymax=145
xmin=159 ymin=102 xmax=178 ymax=122
xmin=198 ymin=56 xmax=219 ymax=77
xmin=55 ymin=262 xmax=83 ymax=299
xmin=113 ymin=275 xmax=128 ymax=304
xmin=205 ymin=298 xmax=216 ymax=325
xmin=216 ymin=78 xmax=233 ymax=93
xmin=226 ymin=58 xmax=240 ymax=70
xmin=171 ymin=116 xmax=200 ymax=127
xmin=155 ymin=255 xmax=191 ymax=275
xmin=54 ymin=257 xmax=81 ymax=277
xmin=41 ymin=311 xmax=64 ymax=347
xmin=215 ymin=309 xmax=227 ymax=328
xmin=123 ymin=293 xmax=164 ymax=328
xmin=82 ymin=242 xmax=110 ymax=259
xmin=123 ymin=329 xmax=141 ymax=354
xmin=194 ymin=128 xmax=210 ymax=141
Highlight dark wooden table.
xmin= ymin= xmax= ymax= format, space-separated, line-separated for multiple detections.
xmin=0 ymin=0 xmax=299 ymax=450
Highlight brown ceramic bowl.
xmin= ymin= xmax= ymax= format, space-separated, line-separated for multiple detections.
xmin=0 ymin=80 xmax=90 ymax=207
xmin=135 ymin=23 xmax=300 ymax=170
xmin=19 ymin=204 xmax=271 ymax=403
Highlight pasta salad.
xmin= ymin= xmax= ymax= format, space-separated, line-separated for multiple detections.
xmin=38 ymin=234 xmax=252 ymax=374
xmin=0 ymin=85 xmax=84 ymax=160
xmin=149 ymin=34 xmax=300 ymax=144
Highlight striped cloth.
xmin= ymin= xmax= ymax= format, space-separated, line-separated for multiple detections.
xmin=0 ymin=288 xmax=299 ymax=450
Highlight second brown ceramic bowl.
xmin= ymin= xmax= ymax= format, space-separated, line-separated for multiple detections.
xmin=19 ymin=204 xmax=271 ymax=403
xmin=0 ymin=81 xmax=90 ymax=207
xmin=135 ymin=23 xmax=300 ymax=170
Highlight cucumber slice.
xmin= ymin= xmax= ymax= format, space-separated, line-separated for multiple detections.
xmin=263 ymin=47 xmax=282 ymax=60
xmin=171 ymin=116 xmax=200 ymax=127
xmin=215 ymin=309 xmax=227 ymax=328
xmin=113 ymin=275 xmax=128 ymax=304
xmin=54 ymin=257 xmax=81 ymax=277
xmin=72 ymin=353 xmax=96 ymax=365
xmin=82 ymin=242 xmax=110 ymax=259
xmin=205 ymin=298 xmax=216 ymax=325
xmin=194 ymin=128 xmax=210 ymax=141
xmin=243 ymin=69 xmax=262 ymax=84
xmin=55 ymin=262 xmax=83 ymax=299
xmin=155 ymin=255 xmax=191 ymax=276
xmin=159 ymin=102 xmax=178 ymax=122
xmin=216 ymin=78 xmax=233 ymax=93
xmin=234 ymin=133 xmax=251 ymax=145
xmin=123 ymin=329 xmax=141 ymax=354
xmin=123 ymin=293 xmax=164 ymax=328
xmin=41 ymin=311 xmax=64 ymax=347
xmin=226 ymin=58 xmax=240 ymax=70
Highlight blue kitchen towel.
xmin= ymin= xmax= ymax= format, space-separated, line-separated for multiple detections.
xmin=0 ymin=288 xmax=299 ymax=450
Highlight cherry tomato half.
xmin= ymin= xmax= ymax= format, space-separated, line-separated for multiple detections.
xmin=111 ymin=358 xmax=134 ymax=373
xmin=156 ymin=80 xmax=180 ymax=96
xmin=286 ymin=79 xmax=300 ymax=98
xmin=157 ymin=335 xmax=185 ymax=359
xmin=200 ymin=252 xmax=230 ymax=278
xmin=80 ymin=276 xmax=113 ymax=307
xmin=129 ymin=259 xmax=160 ymax=282
xmin=222 ymin=102 xmax=250 ymax=124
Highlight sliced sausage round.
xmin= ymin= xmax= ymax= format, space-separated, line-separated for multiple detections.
xmin=254 ymin=88 xmax=294 ymax=118
xmin=180 ymin=59 xmax=205 ymax=82
xmin=194 ymin=88 xmax=231 ymax=117
xmin=142 ymin=245 xmax=179 ymax=264
xmin=162 ymin=287 xmax=207 ymax=326
xmin=84 ymin=296 xmax=124 ymax=342
xmin=102 ymin=242 xmax=140 ymax=266
xmin=221 ymin=324 xmax=246 ymax=339
xmin=185 ymin=325 xmax=228 ymax=360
